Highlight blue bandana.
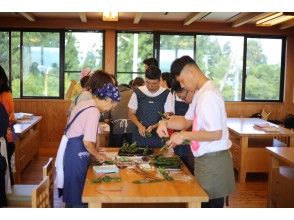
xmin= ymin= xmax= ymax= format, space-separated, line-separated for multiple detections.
xmin=95 ymin=83 xmax=121 ymax=102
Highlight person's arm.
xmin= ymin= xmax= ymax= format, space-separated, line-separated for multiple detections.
xmin=65 ymin=80 xmax=77 ymax=100
xmin=157 ymin=116 xmax=192 ymax=137
xmin=83 ymin=141 xmax=105 ymax=162
xmin=166 ymin=130 xmax=222 ymax=148
xmin=128 ymin=108 xmax=146 ymax=136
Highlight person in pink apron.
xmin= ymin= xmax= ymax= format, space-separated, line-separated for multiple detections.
xmin=157 ymin=56 xmax=235 ymax=208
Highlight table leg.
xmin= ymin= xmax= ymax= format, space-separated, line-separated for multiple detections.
xmin=267 ymin=156 xmax=279 ymax=207
xmin=88 ymin=202 xmax=102 ymax=208
xmin=239 ymin=136 xmax=248 ymax=183
xmin=187 ymin=202 xmax=201 ymax=208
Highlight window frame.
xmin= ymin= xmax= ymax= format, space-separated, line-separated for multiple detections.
xmin=115 ymin=31 xmax=286 ymax=102
xmin=0 ymin=28 xmax=105 ymax=99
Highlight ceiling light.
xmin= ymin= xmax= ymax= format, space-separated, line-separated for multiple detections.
xmin=256 ymin=12 xmax=294 ymax=26
xmin=102 ymin=12 xmax=118 ymax=21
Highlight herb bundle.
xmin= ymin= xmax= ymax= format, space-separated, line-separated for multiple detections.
xmin=89 ymin=176 xmax=122 ymax=184
xmin=151 ymin=154 xmax=182 ymax=169
xmin=119 ymin=142 xmax=153 ymax=156
xmin=158 ymin=167 xmax=174 ymax=181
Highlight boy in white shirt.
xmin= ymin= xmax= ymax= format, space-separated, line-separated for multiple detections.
xmin=157 ymin=56 xmax=235 ymax=208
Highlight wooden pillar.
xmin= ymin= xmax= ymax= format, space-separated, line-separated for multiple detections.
xmin=104 ymin=30 xmax=116 ymax=75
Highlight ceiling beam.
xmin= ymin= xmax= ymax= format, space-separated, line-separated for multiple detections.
xmin=19 ymin=12 xmax=36 ymax=22
xmin=232 ymin=12 xmax=273 ymax=27
xmin=183 ymin=12 xmax=210 ymax=26
xmin=79 ymin=12 xmax=87 ymax=23
xmin=279 ymin=18 xmax=294 ymax=29
xmin=133 ymin=12 xmax=142 ymax=24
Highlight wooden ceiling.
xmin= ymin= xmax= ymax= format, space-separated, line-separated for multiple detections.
xmin=0 ymin=12 xmax=294 ymax=30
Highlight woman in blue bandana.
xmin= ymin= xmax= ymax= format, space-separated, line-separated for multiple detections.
xmin=63 ymin=70 xmax=120 ymax=208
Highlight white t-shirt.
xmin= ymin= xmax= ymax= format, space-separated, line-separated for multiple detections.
xmin=128 ymin=85 xmax=175 ymax=113
xmin=185 ymin=80 xmax=231 ymax=157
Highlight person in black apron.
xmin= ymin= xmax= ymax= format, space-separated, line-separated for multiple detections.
xmin=63 ymin=71 xmax=121 ymax=208
xmin=128 ymin=65 xmax=174 ymax=148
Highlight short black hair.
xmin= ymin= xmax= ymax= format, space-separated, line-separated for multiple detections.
xmin=171 ymin=80 xmax=183 ymax=94
xmin=132 ymin=76 xmax=145 ymax=87
xmin=145 ymin=65 xmax=161 ymax=80
xmin=80 ymin=75 xmax=90 ymax=88
xmin=161 ymin=72 xmax=173 ymax=89
xmin=143 ymin=58 xmax=159 ymax=67
xmin=170 ymin=55 xmax=196 ymax=77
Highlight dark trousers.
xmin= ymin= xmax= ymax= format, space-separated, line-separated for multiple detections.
xmin=109 ymin=133 xmax=132 ymax=147
xmin=201 ymin=197 xmax=224 ymax=208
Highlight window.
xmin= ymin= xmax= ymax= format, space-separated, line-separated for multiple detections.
xmin=196 ymin=35 xmax=244 ymax=101
xmin=0 ymin=32 xmax=9 ymax=77
xmin=159 ymin=34 xmax=194 ymax=72
xmin=64 ymin=31 xmax=103 ymax=96
xmin=244 ymin=37 xmax=284 ymax=101
xmin=0 ymin=30 xmax=104 ymax=98
xmin=11 ymin=32 xmax=21 ymax=98
xmin=22 ymin=32 xmax=60 ymax=97
xmin=116 ymin=32 xmax=153 ymax=85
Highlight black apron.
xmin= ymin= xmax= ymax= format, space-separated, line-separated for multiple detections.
xmin=132 ymin=88 xmax=169 ymax=148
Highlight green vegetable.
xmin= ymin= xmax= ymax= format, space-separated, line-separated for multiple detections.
xmin=158 ymin=111 xmax=168 ymax=119
xmin=119 ymin=142 xmax=152 ymax=156
xmin=151 ymin=154 xmax=182 ymax=169
xmin=145 ymin=131 xmax=152 ymax=138
xmin=133 ymin=179 xmax=164 ymax=184
xmin=89 ymin=176 xmax=122 ymax=184
xmin=158 ymin=167 xmax=174 ymax=181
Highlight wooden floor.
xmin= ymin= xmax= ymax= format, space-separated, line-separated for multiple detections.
xmin=20 ymin=156 xmax=267 ymax=208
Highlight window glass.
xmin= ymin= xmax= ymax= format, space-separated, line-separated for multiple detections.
xmin=117 ymin=32 xmax=153 ymax=85
xmin=64 ymin=32 xmax=103 ymax=94
xmin=245 ymin=38 xmax=283 ymax=101
xmin=196 ymin=35 xmax=244 ymax=101
xmin=160 ymin=35 xmax=194 ymax=72
xmin=22 ymin=32 xmax=60 ymax=97
xmin=0 ymin=32 xmax=9 ymax=77
xmin=11 ymin=32 xmax=21 ymax=98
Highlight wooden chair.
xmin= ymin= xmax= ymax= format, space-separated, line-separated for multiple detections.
xmin=7 ymin=157 xmax=53 ymax=207
xmin=43 ymin=158 xmax=54 ymax=207
xmin=32 ymin=176 xmax=50 ymax=208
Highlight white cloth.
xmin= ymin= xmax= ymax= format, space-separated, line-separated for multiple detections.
xmin=128 ymin=85 xmax=175 ymax=113
xmin=54 ymin=134 xmax=68 ymax=189
xmin=0 ymin=136 xmax=12 ymax=193
xmin=185 ymin=80 xmax=231 ymax=157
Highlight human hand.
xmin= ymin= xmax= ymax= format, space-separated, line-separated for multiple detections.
xmin=166 ymin=132 xmax=185 ymax=148
xmin=156 ymin=120 xmax=169 ymax=138
xmin=95 ymin=152 xmax=106 ymax=163
xmin=138 ymin=124 xmax=146 ymax=137
xmin=146 ymin=124 xmax=156 ymax=133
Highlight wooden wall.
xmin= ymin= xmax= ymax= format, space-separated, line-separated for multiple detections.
xmin=7 ymin=18 xmax=294 ymax=156
xmin=14 ymin=99 xmax=71 ymax=156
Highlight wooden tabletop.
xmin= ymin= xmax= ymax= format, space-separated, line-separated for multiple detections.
xmin=82 ymin=148 xmax=208 ymax=206
xmin=13 ymin=116 xmax=42 ymax=136
xmin=266 ymin=147 xmax=294 ymax=165
xmin=227 ymin=118 xmax=294 ymax=137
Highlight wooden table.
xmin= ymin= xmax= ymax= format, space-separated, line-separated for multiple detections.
xmin=13 ymin=116 xmax=42 ymax=183
xmin=266 ymin=147 xmax=294 ymax=207
xmin=227 ymin=118 xmax=294 ymax=183
xmin=82 ymin=148 xmax=208 ymax=208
